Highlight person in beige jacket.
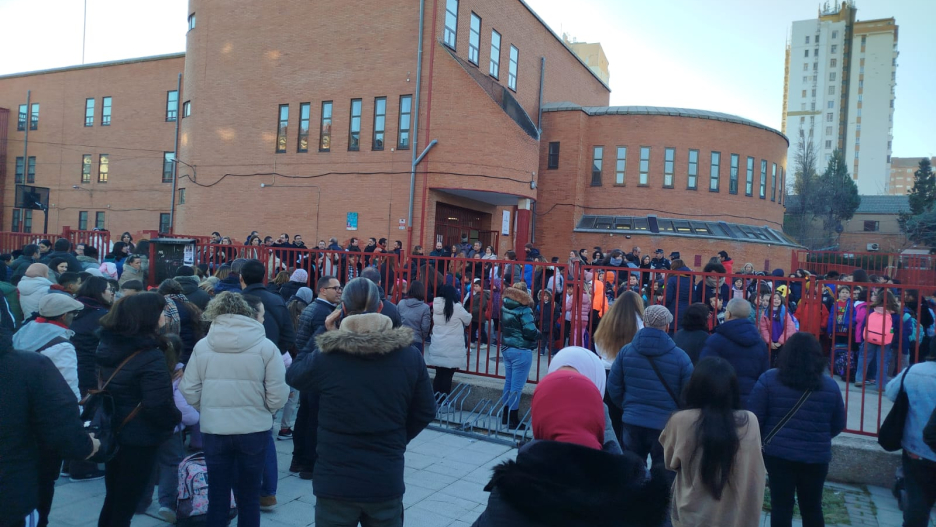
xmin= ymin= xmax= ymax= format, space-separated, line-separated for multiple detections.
xmin=660 ymin=356 xmax=766 ymax=527
xmin=179 ymin=291 xmax=289 ymax=526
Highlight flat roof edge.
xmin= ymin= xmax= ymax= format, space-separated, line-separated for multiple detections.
xmin=0 ymin=52 xmax=186 ymax=80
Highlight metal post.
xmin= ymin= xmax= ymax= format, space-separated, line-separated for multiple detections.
xmin=169 ymin=73 xmax=182 ymax=233
xmin=407 ymin=0 xmax=427 ymax=236
xmin=22 ymin=90 xmax=30 ymax=232
xmin=82 ymin=0 xmax=87 ymax=64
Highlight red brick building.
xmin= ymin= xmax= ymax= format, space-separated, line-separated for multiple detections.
xmin=0 ymin=0 xmax=798 ymax=269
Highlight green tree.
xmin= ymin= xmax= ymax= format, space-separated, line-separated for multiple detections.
xmin=907 ymin=158 xmax=935 ymax=216
xmin=902 ymin=207 xmax=936 ymax=248
xmin=785 ymin=129 xmax=822 ymax=246
xmin=812 ymin=150 xmax=861 ymax=248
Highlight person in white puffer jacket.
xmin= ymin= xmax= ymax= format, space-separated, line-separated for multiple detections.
xmin=12 ymin=294 xmax=85 ymax=401
xmin=17 ymin=263 xmax=54 ymax=320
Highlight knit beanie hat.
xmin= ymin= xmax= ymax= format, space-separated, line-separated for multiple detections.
xmin=531 ymin=370 xmax=605 ymax=450
xmin=643 ymin=305 xmax=673 ymax=329
xmin=295 ymin=287 xmax=314 ymax=304
xmin=290 ymin=269 xmax=309 ymax=283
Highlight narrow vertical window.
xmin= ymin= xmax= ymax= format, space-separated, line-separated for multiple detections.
xmin=687 ymin=149 xmax=698 ymax=189
xmin=729 ymin=154 xmax=739 ymax=194
xmin=759 ymin=160 xmax=767 ymax=199
xmin=81 ymin=155 xmax=92 ymax=183
xmin=159 ymin=213 xmax=171 ymax=233
xmin=372 ymin=97 xmax=386 ymax=150
xmin=443 ymin=0 xmax=458 ymax=49
xmin=98 ymin=154 xmax=109 ymax=183
xmin=639 ymin=147 xmax=650 ymax=186
xmin=85 ymin=98 xmax=95 ymax=126
xmin=17 ymin=104 xmax=27 ymax=131
xmin=508 ymin=46 xmax=519 ymax=91
xmin=15 ymin=157 xmax=24 ymax=184
xmin=663 ymin=147 xmax=675 ymax=188
xmin=614 ymin=146 xmax=627 ymax=185
xmin=547 ymin=142 xmax=560 ymax=169
xmin=489 ymin=30 xmax=501 ymax=78
xmin=771 ymin=163 xmax=777 ymax=201
xmin=182 ymin=101 xmax=191 ymax=117
xmin=179 ymin=188 xmax=186 ymax=204
xmin=590 ymin=146 xmax=603 ymax=186
xmin=275 ymin=104 xmax=289 ymax=153
xmin=397 ymin=96 xmax=412 ymax=150
xmin=24 ymin=211 xmax=33 ymax=233
xmin=188 ymin=13 xmax=196 ymax=30
xmin=166 ymin=90 xmax=178 ymax=121
xmin=101 ymin=97 xmax=112 ymax=125
xmin=297 ymin=103 xmax=310 ymax=152
xmin=468 ymin=13 xmax=481 ymax=65
xmin=319 ymin=101 xmax=333 ymax=151
xmin=710 ymin=151 xmax=720 ymax=191
xmin=745 ymin=156 xmax=754 ymax=196
xmin=78 ymin=211 xmax=88 ymax=231
xmin=11 ymin=210 xmax=21 ymax=233
xmin=163 ymin=152 xmax=175 ymax=182
xmin=348 ymin=99 xmax=362 ymax=151
xmin=27 ymin=157 xmax=35 ymax=183
xmin=30 ymin=103 xmax=39 ymax=130
xmin=95 ymin=211 xmax=105 ymax=229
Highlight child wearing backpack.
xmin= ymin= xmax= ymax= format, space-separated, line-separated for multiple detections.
xmin=899 ymin=290 xmax=933 ymax=368
xmin=855 ymin=289 xmax=899 ymax=389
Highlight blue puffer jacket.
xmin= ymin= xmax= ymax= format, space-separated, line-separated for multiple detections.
xmin=608 ymin=327 xmax=694 ymax=430
xmin=665 ymin=267 xmax=693 ymax=329
xmin=698 ymin=318 xmax=768 ymax=404
xmin=747 ymin=369 xmax=845 ymax=464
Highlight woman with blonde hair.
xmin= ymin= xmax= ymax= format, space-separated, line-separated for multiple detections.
xmin=593 ymin=290 xmax=644 ymax=442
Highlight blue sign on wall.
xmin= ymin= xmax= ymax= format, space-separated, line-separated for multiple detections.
xmin=346 ymin=212 xmax=358 ymax=231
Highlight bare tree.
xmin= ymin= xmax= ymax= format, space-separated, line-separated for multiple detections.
xmin=785 ymin=128 xmax=822 ymax=247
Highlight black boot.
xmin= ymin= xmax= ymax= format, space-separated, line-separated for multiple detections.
xmin=501 ymin=410 xmax=509 ymax=426
xmin=508 ymin=410 xmax=526 ymax=430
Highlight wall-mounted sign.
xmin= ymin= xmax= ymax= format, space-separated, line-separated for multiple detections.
xmin=501 ymin=210 xmax=511 ymax=236
xmin=346 ymin=212 xmax=358 ymax=231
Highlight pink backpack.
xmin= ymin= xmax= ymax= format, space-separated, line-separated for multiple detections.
xmin=177 ymin=452 xmax=237 ymax=524
xmin=865 ymin=308 xmax=893 ymax=346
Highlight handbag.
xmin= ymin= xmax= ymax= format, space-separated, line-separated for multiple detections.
xmin=878 ymin=367 xmax=911 ymax=452
xmin=78 ymin=351 xmax=144 ymax=463
xmin=644 ymin=355 xmax=681 ymax=408
xmin=762 ymin=389 xmax=812 ymax=452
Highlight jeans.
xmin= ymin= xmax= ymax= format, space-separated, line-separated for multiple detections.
xmin=501 ymin=347 xmax=533 ymax=410
xmin=203 ymin=431 xmax=268 ymax=527
xmin=315 ymin=497 xmax=404 ymax=527
xmin=98 ymin=444 xmax=159 ymax=527
xmin=855 ymin=342 xmax=891 ymax=385
xmin=276 ymin=388 xmax=299 ymax=430
xmin=763 ymin=454 xmax=828 ymax=527
xmin=433 ymin=367 xmax=457 ymax=396
xmin=291 ymin=391 xmax=318 ymax=471
xmin=469 ymin=320 xmax=488 ymax=345
xmin=621 ymin=423 xmax=665 ymax=468
xmin=139 ymin=431 xmax=185 ymax=510
xmin=902 ymin=452 xmax=936 ymax=527
xmin=260 ymin=430 xmax=277 ymax=498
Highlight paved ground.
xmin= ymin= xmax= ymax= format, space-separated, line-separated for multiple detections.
xmin=49 ymin=428 xmax=931 ymax=526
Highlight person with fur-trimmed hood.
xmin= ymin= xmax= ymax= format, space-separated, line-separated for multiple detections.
xmin=472 ymin=369 xmax=670 ymax=527
xmin=286 ymin=277 xmax=436 ymax=526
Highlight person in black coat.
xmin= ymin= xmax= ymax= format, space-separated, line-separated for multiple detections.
xmin=10 ymin=244 xmax=40 ymax=285
xmin=673 ymin=303 xmax=711 ymax=365
xmin=287 ymin=278 xmax=435 ymax=525
xmin=174 ymin=267 xmax=210 ymax=310
xmin=361 ymin=267 xmax=402 ymax=329
xmin=1 ymin=327 xmax=98 ymax=527
xmin=698 ymin=298 xmax=769 ymax=405
xmin=240 ymin=259 xmax=296 ymax=353
xmin=39 ymin=238 xmax=84 ymax=274
xmin=94 ymin=292 xmax=182 ymax=527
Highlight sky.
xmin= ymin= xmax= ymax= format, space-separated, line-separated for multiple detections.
xmin=0 ymin=0 xmax=932 ymax=157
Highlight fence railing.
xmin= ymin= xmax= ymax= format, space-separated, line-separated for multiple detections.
xmin=793 ymin=249 xmax=936 ymax=287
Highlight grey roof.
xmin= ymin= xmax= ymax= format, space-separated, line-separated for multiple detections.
xmin=541 ymin=102 xmax=788 ymax=145
xmin=785 ymin=195 xmax=910 ymax=215
xmin=0 ymin=52 xmax=185 ymax=80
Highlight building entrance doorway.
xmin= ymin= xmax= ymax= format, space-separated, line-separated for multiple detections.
xmin=434 ymin=203 xmax=498 ymax=252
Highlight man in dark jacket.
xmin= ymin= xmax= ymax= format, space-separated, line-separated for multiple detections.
xmin=40 ymin=239 xmax=84 ymax=274
xmin=11 ymin=244 xmax=40 ymax=284
xmin=240 ymin=259 xmax=296 ymax=353
xmin=698 ymin=298 xmax=768 ymax=404
xmin=287 ymin=278 xmax=435 ymax=526
xmin=1 ymin=333 xmax=98 ymax=527
xmin=665 ymin=259 xmax=694 ymax=330
xmin=361 ymin=267 xmax=401 ymax=328
xmin=175 ymin=266 xmax=209 ymax=310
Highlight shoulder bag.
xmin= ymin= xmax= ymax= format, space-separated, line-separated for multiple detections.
xmin=878 ymin=367 xmax=911 ymax=452
xmin=644 ymin=354 xmax=681 ymax=408
xmin=762 ymin=389 xmax=812 ymax=452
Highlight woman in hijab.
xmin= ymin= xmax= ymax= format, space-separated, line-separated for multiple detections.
xmin=547 ymin=346 xmax=620 ymax=453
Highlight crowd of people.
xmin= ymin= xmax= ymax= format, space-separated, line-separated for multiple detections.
xmin=1 ymin=230 xmax=935 ymax=527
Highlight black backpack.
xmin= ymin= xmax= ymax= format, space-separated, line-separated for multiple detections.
xmin=79 ymin=351 xmax=142 ymax=463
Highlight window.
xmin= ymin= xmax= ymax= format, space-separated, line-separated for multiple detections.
xmin=639 ymin=147 xmax=650 ymax=186
xmin=78 ymin=211 xmax=88 ymax=230
xmin=82 ymin=154 xmax=92 ymax=183
xmin=85 ymin=98 xmax=95 ymax=126
xmin=810 ymin=103 xmax=815 ymax=111
xmin=508 ymin=46 xmax=518 ymax=91
xmin=23 ymin=210 xmax=33 ymax=233
xmin=297 ymin=103 xmax=310 ymax=152
xmin=830 ymin=58 xmax=837 ymax=67
xmin=803 ymin=63 xmax=808 ymax=71
xmin=828 ymin=101 xmax=834 ymax=108
xmin=826 ymin=112 xmax=833 ymax=122
xmin=179 ymin=188 xmax=186 ymax=204
xmin=30 ymin=103 xmax=39 ymax=130
xmin=759 ymin=159 xmax=767 ymax=199
xmin=710 ymin=151 xmax=720 ymax=191
xmin=804 ymin=50 xmax=809 ymax=57
xmin=275 ymin=104 xmax=289 ymax=153
xmin=831 ymin=45 xmax=837 ymax=53
xmin=805 ymin=36 xmax=810 ymax=44
xmin=98 ymin=154 xmax=109 ymax=183
xmin=163 ymin=152 xmax=175 ymax=182
xmin=729 ymin=154 xmax=739 ymax=194
xmin=17 ymin=104 xmax=26 ymax=131
xmin=771 ymin=163 xmax=777 ymax=201
xmin=855 ymin=150 xmax=859 ymax=159
xmin=857 ymin=108 xmax=862 ymax=117
xmin=890 ymin=99 xmax=895 ymax=108
xmin=11 ymin=210 xmax=20 ymax=233
xmin=826 ymin=126 xmax=833 ymax=135
xmin=547 ymin=142 xmax=560 ymax=169
xmin=468 ymin=13 xmax=481 ymax=65
xmin=348 ymin=99 xmax=362 ymax=151
xmin=27 ymin=157 xmax=35 ymax=183
xmin=829 ymin=72 xmax=836 ymax=81
xmin=489 ymin=30 xmax=501 ymax=78
xmin=160 ymin=213 xmax=171 ymax=233
xmin=745 ymin=157 xmax=754 ymax=196
xmin=663 ymin=147 xmax=675 ymax=188
xmin=182 ymin=100 xmax=191 ymax=118
xmin=397 ymin=96 xmax=412 ymax=149
xmin=687 ymin=149 xmax=698 ymax=189
xmin=614 ymin=146 xmax=626 ymax=185
xmin=101 ymin=97 xmax=112 ymax=125
xmin=832 ymin=30 xmax=838 ymax=39
xmin=95 ymin=212 xmax=105 ymax=230
xmin=811 ymin=89 xmax=816 ymax=97
xmin=813 ymin=62 xmax=818 ymax=70
xmin=829 ymin=86 xmax=835 ymax=95
xmin=14 ymin=157 xmax=24 ymax=184
xmin=443 ymin=0 xmax=458 ymax=49
xmin=825 ymin=140 xmax=832 ymax=149
xmin=855 ymin=136 xmax=860 ymax=145
xmin=188 ymin=13 xmax=196 ymax=30
xmin=590 ymin=146 xmax=603 ymax=186
xmin=863 ymin=221 xmax=880 ymax=232
xmin=319 ymin=101 xmax=333 ymax=151
xmin=166 ymin=90 xmax=178 ymax=121
xmin=801 ymin=90 xmax=806 ymax=97
xmin=370 ymin=97 xmax=387 ymax=150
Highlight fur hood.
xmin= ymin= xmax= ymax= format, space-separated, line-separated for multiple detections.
xmin=315 ymin=313 xmax=414 ymax=355
xmin=502 ymin=286 xmax=534 ymax=307
xmin=481 ymin=440 xmax=669 ymax=527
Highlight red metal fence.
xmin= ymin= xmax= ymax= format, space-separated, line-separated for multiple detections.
xmin=793 ymin=249 xmax=936 ymax=287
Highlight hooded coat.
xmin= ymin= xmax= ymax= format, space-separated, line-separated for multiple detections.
xmin=242 ymin=283 xmax=297 ymax=353
xmin=180 ymin=314 xmax=289 ymax=435
xmin=175 ymin=275 xmax=210 ymax=310
xmin=12 ymin=320 xmax=80 ymax=401
xmin=665 ymin=266 xmax=694 ymax=329
xmin=427 ymin=297 xmax=472 ymax=369
xmin=288 ymin=313 xmax=436 ymax=502
xmin=698 ymin=318 xmax=769 ymax=403
xmin=398 ymin=297 xmax=432 ymax=344
xmin=472 ymin=440 xmax=670 ymax=527
xmin=501 ymin=287 xmax=540 ymax=350
xmin=17 ymin=275 xmax=53 ymax=318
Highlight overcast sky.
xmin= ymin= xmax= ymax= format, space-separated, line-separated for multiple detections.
xmin=1 ymin=0 xmax=932 ymax=157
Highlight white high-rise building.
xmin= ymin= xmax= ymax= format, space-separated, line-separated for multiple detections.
xmin=782 ymin=1 xmax=897 ymax=195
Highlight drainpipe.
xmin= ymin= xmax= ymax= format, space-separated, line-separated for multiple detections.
xmin=537 ymin=57 xmax=545 ymax=133
xmin=169 ymin=73 xmax=182 ymax=234
xmin=406 ymin=0 xmax=427 ymax=253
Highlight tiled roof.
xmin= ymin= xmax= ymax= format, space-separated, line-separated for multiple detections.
xmin=785 ymin=195 xmax=910 ymax=214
